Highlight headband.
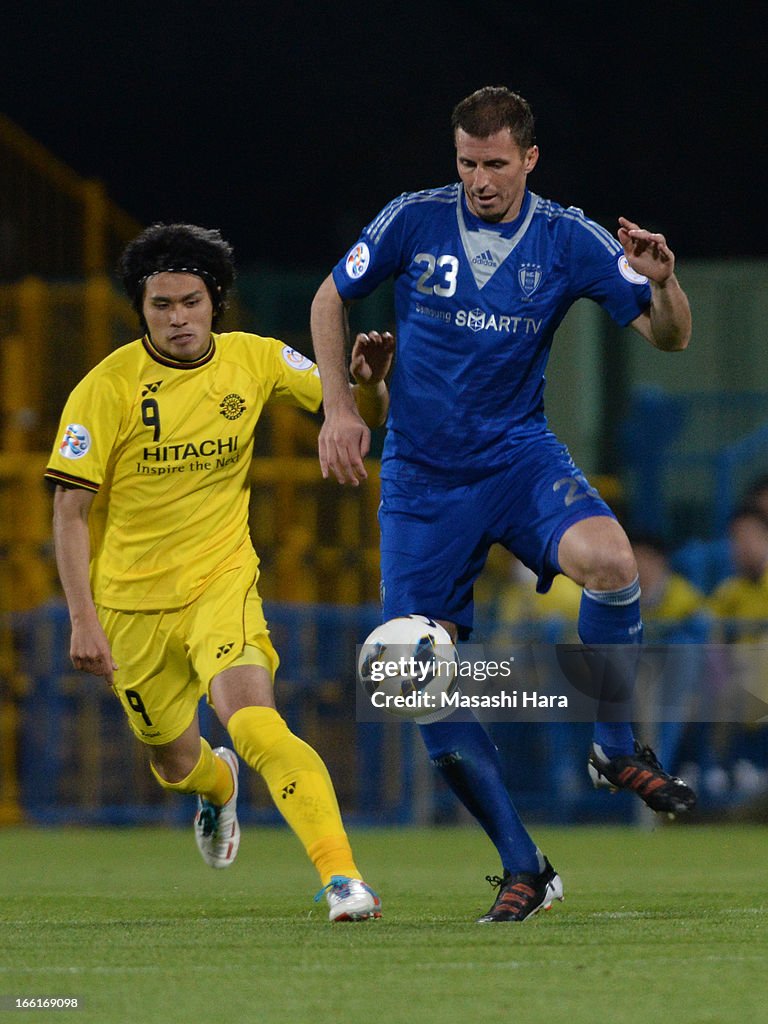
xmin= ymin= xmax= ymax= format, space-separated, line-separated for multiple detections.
xmin=139 ymin=265 xmax=222 ymax=300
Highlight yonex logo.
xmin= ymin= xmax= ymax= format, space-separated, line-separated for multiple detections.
xmin=472 ymin=249 xmax=497 ymax=268
xmin=281 ymin=781 xmax=297 ymax=799
xmin=216 ymin=642 xmax=235 ymax=658
xmin=142 ymin=381 xmax=163 ymax=396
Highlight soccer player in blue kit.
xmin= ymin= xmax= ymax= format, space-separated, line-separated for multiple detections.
xmin=311 ymin=86 xmax=696 ymax=921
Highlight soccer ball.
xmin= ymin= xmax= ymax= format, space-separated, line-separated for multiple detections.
xmin=358 ymin=615 xmax=459 ymax=721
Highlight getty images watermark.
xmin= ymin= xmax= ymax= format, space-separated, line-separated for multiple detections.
xmin=356 ymin=643 xmax=768 ymax=724
xmin=365 ymin=653 xmax=567 ymax=713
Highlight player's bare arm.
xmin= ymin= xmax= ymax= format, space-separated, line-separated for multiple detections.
xmin=350 ymin=330 xmax=393 ymax=428
xmin=621 ymin=217 xmax=692 ymax=352
xmin=311 ymin=274 xmax=371 ymax=486
xmin=52 ymin=485 xmax=118 ymax=684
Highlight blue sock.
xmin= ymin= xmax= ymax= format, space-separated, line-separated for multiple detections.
xmin=418 ymin=713 xmax=542 ymax=875
xmin=578 ymin=578 xmax=643 ymax=760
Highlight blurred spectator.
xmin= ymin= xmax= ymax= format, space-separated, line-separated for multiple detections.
xmin=632 ymin=534 xmax=709 ymax=642
xmin=703 ymin=507 xmax=768 ymax=799
xmin=536 ymin=574 xmax=582 ymax=637
xmin=474 ymin=546 xmax=534 ymax=628
xmin=670 ymin=536 xmax=733 ymax=596
xmin=631 ymin=534 xmax=710 ymax=773
xmin=743 ymin=473 xmax=768 ymax=521
xmin=480 ymin=549 xmax=581 ymax=643
xmin=666 ymin=476 xmax=768 ymax=599
xmin=708 ymin=506 xmax=768 ymax=640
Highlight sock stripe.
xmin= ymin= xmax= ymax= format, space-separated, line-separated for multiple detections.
xmin=583 ymin=576 xmax=640 ymax=607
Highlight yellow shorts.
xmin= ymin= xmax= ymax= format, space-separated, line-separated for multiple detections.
xmin=98 ymin=562 xmax=280 ymax=746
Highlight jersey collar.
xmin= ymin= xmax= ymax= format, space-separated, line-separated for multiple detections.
xmin=457 ymin=189 xmax=539 ymax=290
xmin=142 ymin=333 xmax=217 ymax=369
xmin=459 ymin=186 xmax=534 ymax=234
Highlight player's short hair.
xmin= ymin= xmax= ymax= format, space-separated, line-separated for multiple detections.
xmin=117 ymin=223 xmax=235 ymax=327
xmin=630 ymin=533 xmax=669 ymax=555
xmin=730 ymin=504 xmax=768 ymax=531
xmin=451 ymin=86 xmax=536 ymax=150
xmin=744 ymin=473 xmax=768 ymax=502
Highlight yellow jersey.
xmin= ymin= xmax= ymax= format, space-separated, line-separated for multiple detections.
xmin=707 ymin=570 xmax=768 ymax=641
xmin=643 ymin=573 xmax=705 ymax=622
xmin=46 ymin=332 xmax=322 ymax=610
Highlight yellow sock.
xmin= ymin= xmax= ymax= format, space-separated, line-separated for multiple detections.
xmin=150 ymin=737 xmax=234 ymax=805
xmin=228 ymin=706 xmax=361 ymax=884
xmin=307 ymin=835 xmax=360 ymax=887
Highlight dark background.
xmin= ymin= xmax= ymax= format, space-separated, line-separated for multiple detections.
xmin=2 ymin=1 xmax=764 ymax=267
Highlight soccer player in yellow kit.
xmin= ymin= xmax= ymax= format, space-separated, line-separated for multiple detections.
xmin=45 ymin=223 xmax=391 ymax=921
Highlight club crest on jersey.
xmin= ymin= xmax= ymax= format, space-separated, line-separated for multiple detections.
xmin=345 ymin=242 xmax=370 ymax=279
xmin=219 ymin=393 xmax=246 ymax=420
xmin=518 ymin=262 xmax=543 ymax=297
xmin=59 ymin=423 xmax=91 ymax=460
xmin=281 ymin=346 xmax=314 ymax=371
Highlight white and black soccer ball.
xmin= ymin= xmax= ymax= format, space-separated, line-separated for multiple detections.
xmin=358 ymin=614 xmax=459 ymax=721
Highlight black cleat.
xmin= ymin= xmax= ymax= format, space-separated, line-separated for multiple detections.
xmin=588 ymin=741 xmax=697 ymax=816
xmin=477 ymin=858 xmax=564 ymax=923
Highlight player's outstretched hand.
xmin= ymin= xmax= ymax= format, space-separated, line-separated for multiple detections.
xmin=618 ymin=217 xmax=675 ymax=284
xmin=70 ymin=616 xmax=118 ymax=685
xmin=319 ymin=406 xmax=371 ymax=486
xmin=350 ymin=330 xmax=394 ymax=385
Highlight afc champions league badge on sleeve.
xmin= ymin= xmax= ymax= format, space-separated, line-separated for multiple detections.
xmin=59 ymin=423 xmax=92 ymax=459
xmin=617 ymin=254 xmax=649 ymax=285
xmin=281 ymin=346 xmax=314 ymax=371
xmin=345 ymin=242 xmax=370 ymax=280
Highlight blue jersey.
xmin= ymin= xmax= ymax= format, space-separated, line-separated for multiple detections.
xmin=332 ymin=185 xmax=651 ymax=480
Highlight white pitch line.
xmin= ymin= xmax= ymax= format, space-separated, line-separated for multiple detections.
xmin=3 ymin=954 xmax=768 ymax=977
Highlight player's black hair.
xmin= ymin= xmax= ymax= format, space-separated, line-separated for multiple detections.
xmin=629 ymin=533 xmax=670 ymax=558
xmin=744 ymin=473 xmax=768 ymax=502
xmin=730 ymin=504 xmax=768 ymax=530
xmin=117 ymin=223 xmax=235 ymax=328
xmin=451 ymin=86 xmax=536 ymax=150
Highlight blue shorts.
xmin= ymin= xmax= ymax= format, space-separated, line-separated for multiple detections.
xmin=379 ymin=434 xmax=614 ymax=639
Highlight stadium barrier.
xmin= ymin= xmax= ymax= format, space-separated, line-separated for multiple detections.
xmin=0 ymin=112 xmax=141 ymax=280
xmin=7 ymin=598 xmax=768 ymax=828
xmin=2 ymin=446 xmax=768 ymax=827
xmin=12 ymin=600 xmax=433 ymax=827
xmin=8 ymin=600 xmax=723 ymax=829
xmin=621 ymin=387 xmax=768 ymax=540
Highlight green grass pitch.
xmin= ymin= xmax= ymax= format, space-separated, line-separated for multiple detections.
xmin=1 ymin=824 xmax=766 ymax=1024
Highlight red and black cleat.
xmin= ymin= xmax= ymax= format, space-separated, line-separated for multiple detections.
xmin=477 ymin=858 xmax=564 ymax=923
xmin=588 ymin=741 xmax=697 ymax=815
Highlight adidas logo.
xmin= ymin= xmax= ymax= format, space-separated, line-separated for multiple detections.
xmin=216 ymin=642 xmax=235 ymax=658
xmin=142 ymin=380 xmax=163 ymax=395
xmin=472 ymin=249 xmax=497 ymax=268
xmin=281 ymin=781 xmax=297 ymax=799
